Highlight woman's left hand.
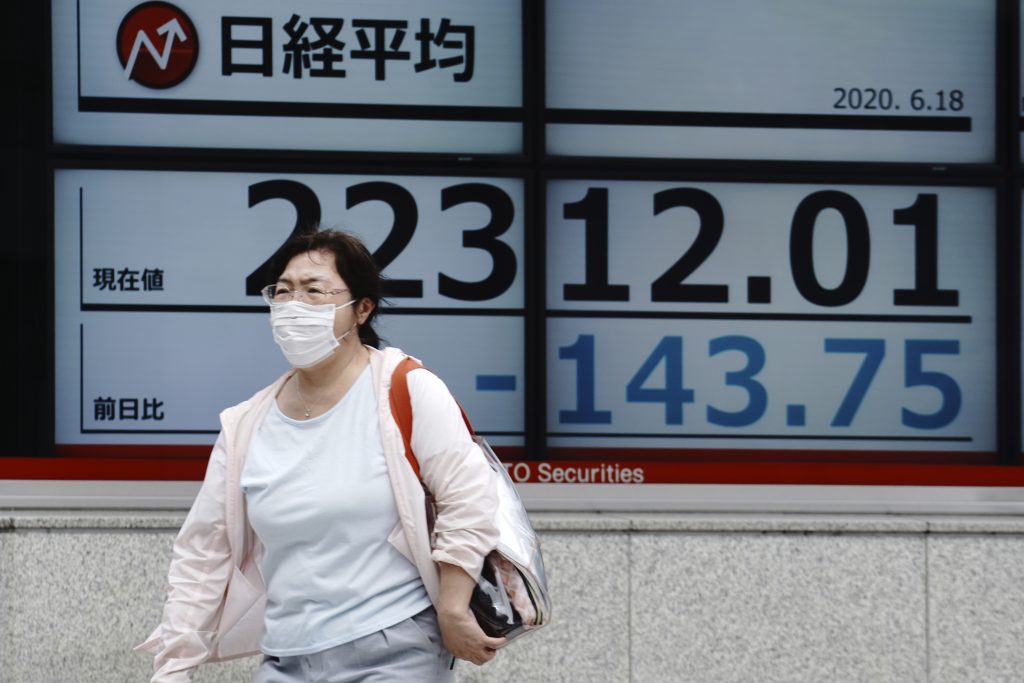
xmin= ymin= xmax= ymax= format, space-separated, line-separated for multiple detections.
xmin=436 ymin=562 xmax=507 ymax=665
xmin=437 ymin=606 xmax=506 ymax=665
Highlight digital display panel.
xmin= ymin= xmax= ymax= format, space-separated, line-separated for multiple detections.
xmin=545 ymin=180 xmax=997 ymax=467
xmin=31 ymin=0 xmax=1019 ymax=492
xmin=53 ymin=168 xmax=526 ymax=454
xmin=546 ymin=0 xmax=996 ymax=163
xmin=52 ymin=0 xmax=523 ymax=154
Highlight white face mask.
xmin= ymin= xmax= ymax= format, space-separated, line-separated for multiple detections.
xmin=269 ymin=299 xmax=358 ymax=368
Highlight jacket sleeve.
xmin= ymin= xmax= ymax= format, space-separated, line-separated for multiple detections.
xmin=136 ymin=432 xmax=235 ymax=682
xmin=407 ymin=368 xmax=500 ymax=580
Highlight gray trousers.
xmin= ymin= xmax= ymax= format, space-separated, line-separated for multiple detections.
xmin=251 ymin=607 xmax=455 ymax=683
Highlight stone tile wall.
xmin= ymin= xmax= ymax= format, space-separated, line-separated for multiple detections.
xmin=1 ymin=512 xmax=1021 ymax=683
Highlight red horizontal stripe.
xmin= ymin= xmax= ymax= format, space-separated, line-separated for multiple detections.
xmin=3 ymin=457 xmax=1024 ymax=486
xmin=503 ymin=461 xmax=1024 ymax=486
xmin=0 ymin=457 xmax=209 ymax=481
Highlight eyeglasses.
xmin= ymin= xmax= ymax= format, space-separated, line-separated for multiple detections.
xmin=261 ymin=284 xmax=350 ymax=305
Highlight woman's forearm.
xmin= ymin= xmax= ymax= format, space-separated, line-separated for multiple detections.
xmin=437 ymin=561 xmax=477 ymax=617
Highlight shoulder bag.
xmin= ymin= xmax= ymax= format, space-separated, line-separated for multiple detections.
xmin=389 ymin=357 xmax=551 ymax=644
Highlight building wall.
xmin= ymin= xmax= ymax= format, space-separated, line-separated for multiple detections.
xmin=1 ymin=511 xmax=1023 ymax=683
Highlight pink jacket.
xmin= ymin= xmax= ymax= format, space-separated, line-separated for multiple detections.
xmin=137 ymin=347 xmax=500 ymax=682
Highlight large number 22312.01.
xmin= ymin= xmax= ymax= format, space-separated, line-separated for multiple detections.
xmin=558 ymin=335 xmax=961 ymax=431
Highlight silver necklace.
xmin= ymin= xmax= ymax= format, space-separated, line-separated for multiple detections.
xmin=292 ymin=378 xmax=317 ymax=418
xmin=292 ymin=350 xmax=362 ymax=418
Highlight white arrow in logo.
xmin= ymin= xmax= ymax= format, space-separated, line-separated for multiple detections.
xmin=123 ymin=18 xmax=187 ymax=79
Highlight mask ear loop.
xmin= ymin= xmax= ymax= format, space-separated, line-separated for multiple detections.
xmin=335 ymin=298 xmax=364 ymax=345
xmin=333 ymin=296 xmax=366 ymax=344
xmin=335 ymin=322 xmax=359 ymax=344
xmin=334 ymin=295 xmax=360 ymax=344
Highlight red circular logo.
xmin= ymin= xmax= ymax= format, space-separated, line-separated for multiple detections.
xmin=116 ymin=2 xmax=199 ymax=89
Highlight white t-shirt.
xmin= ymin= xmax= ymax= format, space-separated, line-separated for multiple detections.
xmin=240 ymin=366 xmax=431 ymax=656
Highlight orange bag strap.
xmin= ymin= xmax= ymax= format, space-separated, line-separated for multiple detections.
xmin=389 ymin=357 xmax=477 ymax=481
xmin=390 ymin=357 xmax=423 ymax=479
